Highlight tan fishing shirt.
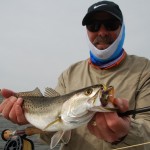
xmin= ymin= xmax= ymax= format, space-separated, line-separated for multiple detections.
xmin=41 ymin=55 xmax=150 ymax=150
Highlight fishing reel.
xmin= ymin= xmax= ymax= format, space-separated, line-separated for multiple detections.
xmin=1 ymin=129 xmax=34 ymax=150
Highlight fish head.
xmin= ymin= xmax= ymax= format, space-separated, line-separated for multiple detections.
xmin=62 ymin=84 xmax=114 ymax=119
xmin=79 ymin=84 xmax=103 ymax=99
xmin=87 ymin=85 xmax=116 ymax=112
xmin=61 ymin=85 xmax=105 ymax=127
xmin=70 ymin=84 xmax=105 ymax=106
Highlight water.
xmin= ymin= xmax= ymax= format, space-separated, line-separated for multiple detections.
xmin=0 ymin=117 xmax=50 ymax=150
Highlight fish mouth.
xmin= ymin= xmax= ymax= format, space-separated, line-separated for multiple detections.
xmin=92 ymin=86 xmax=115 ymax=107
xmin=100 ymin=86 xmax=114 ymax=106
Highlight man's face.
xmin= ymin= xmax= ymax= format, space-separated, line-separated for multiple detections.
xmin=86 ymin=12 xmax=121 ymax=50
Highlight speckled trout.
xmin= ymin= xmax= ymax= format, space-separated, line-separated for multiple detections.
xmin=14 ymin=84 xmax=116 ymax=149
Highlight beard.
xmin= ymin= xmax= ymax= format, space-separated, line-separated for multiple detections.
xmin=93 ymin=36 xmax=114 ymax=46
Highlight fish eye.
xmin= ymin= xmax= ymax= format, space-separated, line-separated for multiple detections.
xmin=84 ymin=88 xmax=93 ymax=96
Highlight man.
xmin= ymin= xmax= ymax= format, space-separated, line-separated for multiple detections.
xmin=0 ymin=1 xmax=150 ymax=150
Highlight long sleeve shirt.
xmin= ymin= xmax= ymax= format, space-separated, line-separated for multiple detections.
xmin=41 ymin=54 xmax=150 ymax=150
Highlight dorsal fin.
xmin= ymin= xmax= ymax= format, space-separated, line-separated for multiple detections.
xmin=44 ymin=87 xmax=60 ymax=97
xmin=16 ymin=87 xmax=43 ymax=97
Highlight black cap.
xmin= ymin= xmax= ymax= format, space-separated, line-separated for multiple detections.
xmin=82 ymin=1 xmax=123 ymax=25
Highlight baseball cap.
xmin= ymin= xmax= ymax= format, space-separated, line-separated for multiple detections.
xmin=82 ymin=1 xmax=123 ymax=25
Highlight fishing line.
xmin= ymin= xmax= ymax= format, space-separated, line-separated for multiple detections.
xmin=112 ymin=141 xmax=150 ymax=150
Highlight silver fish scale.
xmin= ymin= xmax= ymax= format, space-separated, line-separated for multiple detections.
xmin=22 ymin=95 xmax=69 ymax=114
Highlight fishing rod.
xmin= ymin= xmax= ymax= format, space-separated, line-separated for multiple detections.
xmin=118 ymin=106 xmax=150 ymax=117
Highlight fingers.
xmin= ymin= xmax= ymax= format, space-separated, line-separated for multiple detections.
xmin=0 ymin=97 xmax=17 ymax=119
xmin=88 ymin=112 xmax=131 ymax=143
xmin=0 ymin=96 xmax=28 ymax=125
xmin=88 ymin=113 xmax=120 ymax=142
xmin=113 ymin=98 xmax=129 ymax=112
xmin=9 ymin=98 xmax=23 ymax=124
xmin=1 ymin=89 xmax=15 ymax=98
xmin=104 ymin=112 xmax=130 ymax=137
xmin=15 ymin=98 xmax=28 ymax=125
xmin=0 ymin=99 xmax=9 ymax=112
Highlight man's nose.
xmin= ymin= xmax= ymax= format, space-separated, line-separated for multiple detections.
xmin=97 ymin=24 xmax=108 ymax=36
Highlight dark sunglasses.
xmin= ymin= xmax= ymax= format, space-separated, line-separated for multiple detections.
xmin=86 ymin=19 xmax=121 ymax=32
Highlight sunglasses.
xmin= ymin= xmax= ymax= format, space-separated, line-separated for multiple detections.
xmin=86 ymin=19 xmax=121 ymax=32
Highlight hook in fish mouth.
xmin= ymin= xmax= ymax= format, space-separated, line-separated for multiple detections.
xmin=91 ymin=86 xmax=115 ymax=107
xmin=100 ymin=86 xmax=114 ymax=106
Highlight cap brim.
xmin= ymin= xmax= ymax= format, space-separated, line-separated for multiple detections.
xmin=82 ymin=10 xmax=122 ymax=26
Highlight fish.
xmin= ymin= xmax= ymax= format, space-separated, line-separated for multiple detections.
xmin=6 ymin=84 xmax=116 ymax=149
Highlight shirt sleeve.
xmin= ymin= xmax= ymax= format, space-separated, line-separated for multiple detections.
xmin=112 ymin=59 xmax=150 ymax=150
xmin=55 ymin=72 xmax=67 ymax=95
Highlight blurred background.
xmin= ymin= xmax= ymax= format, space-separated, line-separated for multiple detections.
xmin=0 ymin=0 xmax=150 ymax=92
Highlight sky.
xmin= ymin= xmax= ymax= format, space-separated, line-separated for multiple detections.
xmin=0 ymin=0 xmax=150 ymax=93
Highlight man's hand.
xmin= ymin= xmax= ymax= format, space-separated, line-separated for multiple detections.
xmin=87 ymin=98 xmax=131 ymax=143
xmin=0 ymin=89 xmax=29 ymax=125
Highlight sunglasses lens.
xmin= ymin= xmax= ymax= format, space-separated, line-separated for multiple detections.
xmin=86 ymin=23 xmax=100 ymax=32
xmin=86 ymin=20 xmax=121 ymax=32
xmin=104 ymin=20 xmax=121 ymax=31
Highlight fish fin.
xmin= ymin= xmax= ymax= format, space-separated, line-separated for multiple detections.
xmin=43 ymin=117 xmax=61 ymax=130
xmin=50 ymin=130 xmax=71 ymax=149
xmin=61 ymin=130 xmax=71 ymax=144
xmin=50 ymin=130 xmax=64 ymax=149
xmin=44 ymin=87 xmax=60 ymax=97
xmin=16 ymin=87 xmax=43 ymax=97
